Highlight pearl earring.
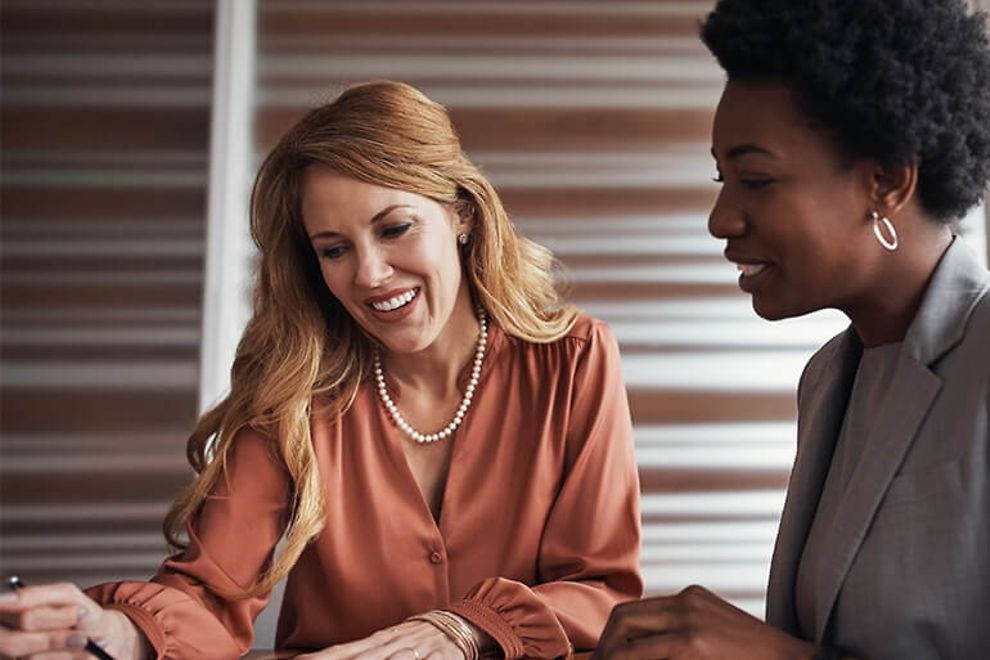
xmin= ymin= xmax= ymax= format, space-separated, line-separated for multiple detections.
xmin=458 ymin=232 xmax=470 ymax=245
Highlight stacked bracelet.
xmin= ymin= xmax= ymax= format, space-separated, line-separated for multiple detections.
xmin=407 ymin=610 xmax=480 ymax=660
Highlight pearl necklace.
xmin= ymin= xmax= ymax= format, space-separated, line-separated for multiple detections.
xmin=373 ymin=311 xmax=488 ymax=444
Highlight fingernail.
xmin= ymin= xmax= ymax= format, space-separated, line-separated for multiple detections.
xmin=67 ymin=633 xmax=87 ymax=650
xmin=0 ymin=592 xmax=18 ymax=603
xmin=77 ymin=606 xmax=89 ymax=619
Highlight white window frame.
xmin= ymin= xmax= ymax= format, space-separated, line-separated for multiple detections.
xmin=200 ymin=0 xmax=258 ymax=413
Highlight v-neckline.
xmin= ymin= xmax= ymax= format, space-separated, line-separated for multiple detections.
xmin=381 ymin=404 xmax=465 ymax=535
xmin=373 ymin=321 xmax=502 ymax=534
xmin=376 ymin=317 xmax=505 ymax=544
xmin=404 ymin=438 xmax=455 ymax=525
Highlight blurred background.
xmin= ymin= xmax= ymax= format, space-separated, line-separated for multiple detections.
xmin=2 ymin=0 xmax=988 ymax=650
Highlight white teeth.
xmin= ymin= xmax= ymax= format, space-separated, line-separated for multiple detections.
xmin=371 ymin=288 xmax=418 ymax=312
xmin=737 ymin=263 xmax=767 ymax=277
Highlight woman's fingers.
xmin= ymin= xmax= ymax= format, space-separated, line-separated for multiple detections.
xmin=594 ymin=597 xmax=682 ymax=660
xmin=0 ymin=583 xmax=119 ymax=659
xmin=0 ymin=604 xmax=85 ymax=632
xmin=0 ymin=583 xmax=110 ymax=641
xmin=0 ymin=583 xmax=89 ymax=614
xmin=382 ymin=648 xmax=418 ymax=660
xmin=299 ymin=621 xmax=463 ymax=660
xmin=310 ymin=632 xmax=382 ymax=659
xmin=604 ymin=631 xmax=688 ymax=660
xmin=296 ymin=631 xmax=387 ymax=660
xmin=420 ymin=651 xmax=446 ymax=660
xmin=0 ymin=625 xmax=91 ymax=658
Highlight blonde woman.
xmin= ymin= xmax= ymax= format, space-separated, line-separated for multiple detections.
xmin=0 ymin=81 xmax=642 ymax=660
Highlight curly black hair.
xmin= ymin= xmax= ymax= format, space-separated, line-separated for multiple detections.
xmin=701 ymin=0 xmax=990 ymax=222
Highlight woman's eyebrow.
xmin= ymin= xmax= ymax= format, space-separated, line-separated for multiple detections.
xmin=309 ymin=204 xmax=414 ymax=240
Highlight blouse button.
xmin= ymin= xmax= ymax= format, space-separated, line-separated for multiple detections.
xmin=429 ymin=551 xmax=444 ymax=564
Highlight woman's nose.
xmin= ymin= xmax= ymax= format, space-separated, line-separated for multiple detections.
xmin=707 ymin=190 xmax=746 ymax=239
xmin=354 ymin=247 xmax=394 ymax=288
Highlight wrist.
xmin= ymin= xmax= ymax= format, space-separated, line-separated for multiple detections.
xmin=407 ymin=610 xmax=481 ymax=660
xmin=107 ymin=610 xmax=154 ymax=660
xmin=447 ymin=613 xmax=499 ymax=659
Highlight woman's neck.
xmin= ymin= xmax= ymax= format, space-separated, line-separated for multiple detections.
xmin=382 ymin=287 xmax=481 ymax=400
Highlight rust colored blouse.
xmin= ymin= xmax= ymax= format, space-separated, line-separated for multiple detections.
xmin=87 ymin=315 xmax=642 ymax=659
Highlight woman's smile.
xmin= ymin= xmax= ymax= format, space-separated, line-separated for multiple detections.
xmin=366 ymin=286 xmax=421 ymax=321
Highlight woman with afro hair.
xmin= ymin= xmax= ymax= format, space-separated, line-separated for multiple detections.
xmin=594 ymin=1 xmax=990 ymax=659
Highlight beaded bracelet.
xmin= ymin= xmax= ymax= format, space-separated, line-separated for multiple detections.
xmin=407 ymin=610 xmax=480 ymax=660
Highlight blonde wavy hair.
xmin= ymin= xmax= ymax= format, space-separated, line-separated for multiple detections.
xmin=164 ymin=81 xmax=577 ymax=597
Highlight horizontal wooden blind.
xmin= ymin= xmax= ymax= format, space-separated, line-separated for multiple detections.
xmin=0 ymin=0 xmax=214 ymax=584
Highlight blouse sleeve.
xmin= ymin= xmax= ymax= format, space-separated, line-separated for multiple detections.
xmin=447 ymin=320 xmax=643 ymax=659
xmin=84 ymin=429 xmax=291 ymax=660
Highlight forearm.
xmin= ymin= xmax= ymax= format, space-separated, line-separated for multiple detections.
xmin=106 ymin=610 xmax=155 ymax=660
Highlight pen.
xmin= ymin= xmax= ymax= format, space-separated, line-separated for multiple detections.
xmin=6 ymin=576 xmax=117 ymax=660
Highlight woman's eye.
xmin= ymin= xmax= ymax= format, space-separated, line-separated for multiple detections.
xmin=741 ymin=178 xmax=774 ymax=190
xmin=382 ymin=223 xmax=412 ymax=239
xmin=320 ymin=245 xmax=347 ymax=260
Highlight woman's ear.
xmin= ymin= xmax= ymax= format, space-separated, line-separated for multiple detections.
xmin=868 ymin=160 xmax=918 ymax=218
xmin=454 ymin=196 xmax=476 ymax=234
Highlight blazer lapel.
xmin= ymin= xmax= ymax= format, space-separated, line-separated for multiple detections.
xmin=766 ymin=330 xmax=860 ymax=634
xmin=810 ymin=355 xmax=941 ymax=640
xmin=811 ymin=237 xmax=988 ymax=640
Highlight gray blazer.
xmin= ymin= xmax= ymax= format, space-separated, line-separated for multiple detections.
xmin=766 ymin=237 xmax=990 ymax=659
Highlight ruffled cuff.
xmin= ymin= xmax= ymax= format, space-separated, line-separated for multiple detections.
xmin=85 ymin=581 xmax=244 ymax=660
xmin=447 ymin=577 xmax=571 ymax=660
xmin=87 ymin=583 xmax=167 ymax=659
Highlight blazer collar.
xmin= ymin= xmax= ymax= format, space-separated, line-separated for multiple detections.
xmin=779 ymin=237 xmax=989 ymax=641
xmin=902 ymin=236 xmax=990 ymax=366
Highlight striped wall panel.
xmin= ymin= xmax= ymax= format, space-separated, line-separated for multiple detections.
xmin=0 ymin=0 xmax=214 ymax=583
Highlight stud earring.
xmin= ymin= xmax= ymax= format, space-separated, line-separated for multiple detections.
xmin=458 ymin=232 xmax=470 ymax=245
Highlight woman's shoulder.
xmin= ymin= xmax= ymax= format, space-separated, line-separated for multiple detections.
xmin=500 ymin=312 xmax=616 ymax=350
xmin=493 ymin=313 xmax=620 ymax=379
xmin=962 ymin=282 xmax=990 ymax=349
xmin=562 ymin=312 xmax=613 ymax=343
xmin=944 ymin=282 xmax=990 ymax=374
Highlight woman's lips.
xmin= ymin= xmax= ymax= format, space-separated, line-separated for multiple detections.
xmin=366 ymin=287 xmax=421 ymax=323
xmin=369 ymin=287 xmax=419 ymax=312
xmin=737 ymin=263 xmax=767 ymax=277
xmin=736 ymin=263 xmax=771 ymax=293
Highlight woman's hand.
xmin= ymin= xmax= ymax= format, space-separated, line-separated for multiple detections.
xmin=592 ymin=585 xmax=818 ymax=660
xmin=0 ymin=582 xmax=152 ymax=659
xmin=297 ymin=620 xmax=465 ymax=660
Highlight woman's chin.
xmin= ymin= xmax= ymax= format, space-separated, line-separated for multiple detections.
xmin=752 ymin=294 xmax=819 ymax=322
xmin=374 ymin=329 xmax=437 ymax=356
xmin=751 ymin=290 xmax=792 ymax=321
